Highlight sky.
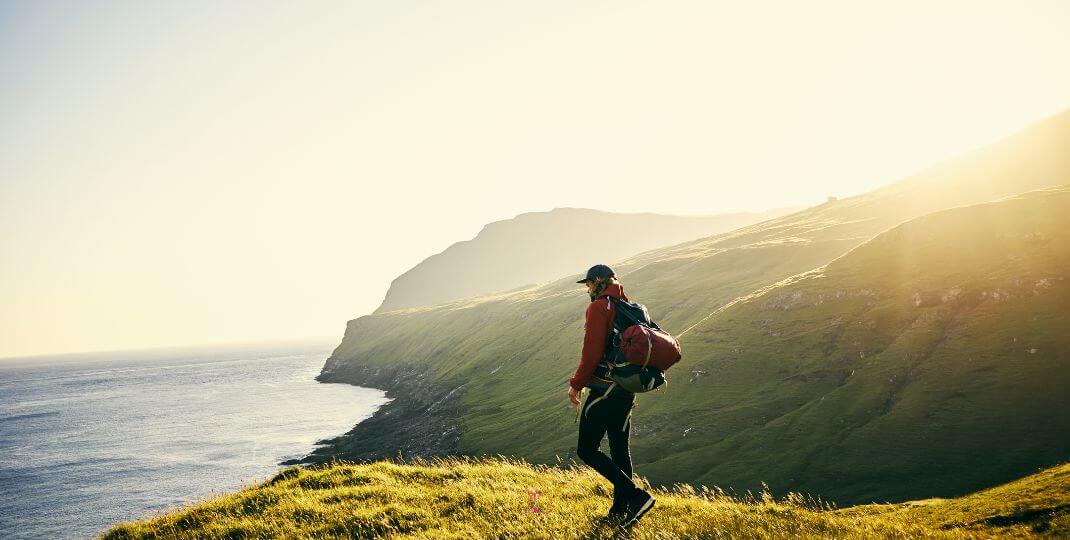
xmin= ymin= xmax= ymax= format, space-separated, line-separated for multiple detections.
xmin=2 ymin=0 xmax=1069 ymax=359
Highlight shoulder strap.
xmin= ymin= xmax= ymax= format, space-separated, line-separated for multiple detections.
xmin=606 ymin=296 xmax=660 ymax=330
xmin=583 ymin=382 xmax=617 ymax=420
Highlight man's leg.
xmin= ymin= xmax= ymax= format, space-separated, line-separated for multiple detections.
xmin=606 ymin=398 xmax=634 ymax=477
xmin=606 ymin=395 xmax=636 ymax=509
xmin=577 ymin=390 xmax=638 ymax=500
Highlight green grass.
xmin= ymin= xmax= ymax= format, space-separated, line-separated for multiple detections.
xmin=649 ymin=187 xmax=1070 ymax=503
xmin=103 ymin=456 xmax=1069 ymax=539
xmin=841 ymin=461 xmax=1070 ymax=537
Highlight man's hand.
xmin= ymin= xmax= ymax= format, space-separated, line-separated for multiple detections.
xmin=568 ymin=385 xmax=581 ymax=405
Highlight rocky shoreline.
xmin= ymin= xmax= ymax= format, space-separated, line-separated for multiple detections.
xmin=282 ymin=358 xmax=465 ymax=466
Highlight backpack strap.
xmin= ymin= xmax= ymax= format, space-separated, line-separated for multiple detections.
xmin=606 ymin=296 xmax=658 ymax=370
xmin=583 ymin=382 xmax=617 ymax=419
xmin=583 ymin=382 xmax=636 ymax=432
xmin=574 ymin=387 xmax=585 ymax=424
xmin=641 ymin=326 xmax=654 ymax=369
xmin=606 ymin=296 xmax=661 ymax=331
xmin=606 ymin=296 xmax=644 ymax=327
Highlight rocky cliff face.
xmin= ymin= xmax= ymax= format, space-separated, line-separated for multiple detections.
xmin=287 ymin=359 xmax=464 ymax=465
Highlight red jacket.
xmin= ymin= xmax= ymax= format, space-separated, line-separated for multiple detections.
xmin=569 ymin=282 xmax=630 ymax=391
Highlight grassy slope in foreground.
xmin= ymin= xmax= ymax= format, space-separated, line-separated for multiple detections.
xmin=104 ymin=457 xmax=1069 ymax=539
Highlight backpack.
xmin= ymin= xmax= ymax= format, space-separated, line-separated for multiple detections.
xmin=603 ymin=296 xmax=682 ymax=393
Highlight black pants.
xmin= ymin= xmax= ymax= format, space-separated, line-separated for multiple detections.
xmin=576 ymin=385 xmax=638 ymax=506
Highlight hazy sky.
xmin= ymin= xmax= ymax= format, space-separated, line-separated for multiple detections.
xmin=2 ymin=1 xmax=1069 ymax=359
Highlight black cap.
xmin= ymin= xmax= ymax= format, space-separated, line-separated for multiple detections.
xmin=576 ymin=264 xmax=615 ymax=284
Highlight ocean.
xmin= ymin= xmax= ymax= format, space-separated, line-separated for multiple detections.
xmin=0 ymin=340 xmax=389 ymax=539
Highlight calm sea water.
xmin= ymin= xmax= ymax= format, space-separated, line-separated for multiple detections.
xmin=0 ymin=340 xmax=390 ymax=539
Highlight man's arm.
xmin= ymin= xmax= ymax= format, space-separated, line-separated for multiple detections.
xmin=569 ymin=299 xmax=612 ymax=391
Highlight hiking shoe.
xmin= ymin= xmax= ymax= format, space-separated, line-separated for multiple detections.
xmin=622 ymin=489 xmax=655 ymax=527
xmin=597 ymin=512 xmax=626 ymax=527
xmin=605 ymin=500 xmax=627 ymax=520
xmin=608 ymin=490 xmax=630 ymax=514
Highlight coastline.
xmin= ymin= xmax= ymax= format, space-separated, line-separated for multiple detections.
xmin=283 ymin=358 xmax=465 ymax=466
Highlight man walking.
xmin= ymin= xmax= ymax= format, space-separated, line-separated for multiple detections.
xmin=569 ymin=264 xmax=656 ymax=527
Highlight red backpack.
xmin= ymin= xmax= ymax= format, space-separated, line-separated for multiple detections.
xmin=607 ymin=296 xmax=682 ymax=371
xmin=586 ymin=296 xmax=682 ymax=398
xmin=580 ymin=296 xmax=683 ymax=420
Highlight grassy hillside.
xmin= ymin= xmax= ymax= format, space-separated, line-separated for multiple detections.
xmin=310 ymin=109 xmax=1070 ymax=504
xmin=375 ymin=206 xmax=799 ymax=313
xmin=643 ymin=186 xmax=1070 ymax=503
xmin=842 ymin=462 xmax=1070 ymax=536
xmin=103 ymin=457 xmax=1069 ymax=539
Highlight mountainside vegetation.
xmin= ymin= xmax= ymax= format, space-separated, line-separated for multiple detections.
xmin=104 ymin=457 xmax=1069 ymax=539
xmin=640 ymin=186 xmax=1070 ymax=503
xmin=309 ymin=109 xmax=1070 ymax=505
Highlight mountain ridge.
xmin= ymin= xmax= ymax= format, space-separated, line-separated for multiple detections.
xmin=374 ymin=206 xmax=804 ymax=313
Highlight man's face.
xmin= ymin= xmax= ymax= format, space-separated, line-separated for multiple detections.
xmin=584 ymin=280 xmax=596 ymax=296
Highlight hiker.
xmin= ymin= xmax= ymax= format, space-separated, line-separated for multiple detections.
xmin=568 ymin=264 xmax=656 ymax=527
